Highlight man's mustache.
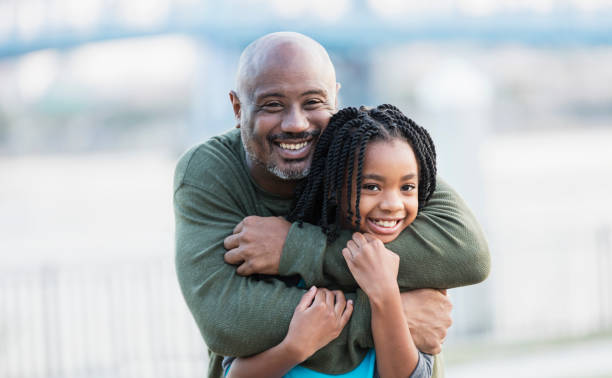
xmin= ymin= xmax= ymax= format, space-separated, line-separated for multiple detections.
xmin=268 ymin=130 xmax=321 ymax=142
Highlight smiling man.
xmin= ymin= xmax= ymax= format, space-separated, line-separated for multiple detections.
xmin=174 ymin=32 xmax=490 ymax=378
xmin=230 ymin=33 xmax=337 ymax=195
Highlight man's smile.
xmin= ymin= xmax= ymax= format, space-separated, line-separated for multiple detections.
xmin=272 ymin=139 xmax=314 ymax=160
xmin=278 ymin=141 xmax=309 ymax=150
xmin=270 ymin=132 xmax=319 ymax=160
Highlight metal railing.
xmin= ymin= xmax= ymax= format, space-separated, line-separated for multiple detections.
xmin=0 ymin=258 xmax=208 ymax=378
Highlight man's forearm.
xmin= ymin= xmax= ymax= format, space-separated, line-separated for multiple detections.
xmin=175 ymin=186 xmax=299 ymax=356
xmin=175 ymin=183 xmax=375 ymax=364
xmin=279 ymin=177 xmax=490 ymax=290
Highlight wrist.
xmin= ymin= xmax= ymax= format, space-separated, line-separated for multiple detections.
xmin=279 ymin=223 xmax=324 ymax=278
xmin=367 ymin=284 xmax=401 ymax=311
xmin=279 ymin=337 xmax=310 ymax=364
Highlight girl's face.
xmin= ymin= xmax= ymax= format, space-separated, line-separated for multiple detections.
xmin=346 ymin=138 xmax=419 ymax=243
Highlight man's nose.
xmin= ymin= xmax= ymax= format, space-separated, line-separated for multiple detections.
xmin=281 ymin=105 xmax=309 ymax=134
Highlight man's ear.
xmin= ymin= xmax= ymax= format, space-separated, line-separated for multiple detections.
xmin=229 ymin=90 xmax=241 ymax=128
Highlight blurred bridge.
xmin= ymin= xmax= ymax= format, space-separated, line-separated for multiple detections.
xmin=2 ymin=0 xmax=612 ymax=58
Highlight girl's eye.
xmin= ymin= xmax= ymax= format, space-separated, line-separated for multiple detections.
xmin=363 ymin=184 xmax=380 ymax=191
xmin=402 ymin=184 xmax=416 ymax=192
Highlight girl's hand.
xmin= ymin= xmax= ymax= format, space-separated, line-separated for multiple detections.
xmin=342 ymin=232 xmax=400 ymax=301
xmin=283 ymin=286 xmax=353 ymax=362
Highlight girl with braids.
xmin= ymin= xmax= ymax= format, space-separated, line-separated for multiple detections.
xmin=224 ymin=104 xmax=437 ymax=378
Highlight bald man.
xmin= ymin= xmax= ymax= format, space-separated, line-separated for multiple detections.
xmin=174 ymin=32 xmax=490 ymax=378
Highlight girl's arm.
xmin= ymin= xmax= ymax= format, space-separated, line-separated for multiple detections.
xmin=343 ymin=233 xmax=424 ymax=378
xmin=369 ymin=289 xmax=421 ymax=378
xmin=227 ymin=287 xmax=354 ymax=378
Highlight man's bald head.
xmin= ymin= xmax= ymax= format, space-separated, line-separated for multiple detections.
xmin=235 ymin=32 xmax=337 ymax=101
xmin=229 ymin=32 xmax=340 ymax=194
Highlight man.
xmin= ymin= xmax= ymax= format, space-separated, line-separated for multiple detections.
xmin=174 ymin=32 xmax=490 ymax=378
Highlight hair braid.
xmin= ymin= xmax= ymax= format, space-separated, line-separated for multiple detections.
xmin=352 ymin=127 xmax=378 ymax=229
xmin=342 ymin=123 xmax=362 ymax=224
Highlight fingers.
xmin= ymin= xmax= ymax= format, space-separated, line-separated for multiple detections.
xmin=322 ymin=289 xmax=332 ymax=308
xmin=340 ymin=298 xmax=354 ymax=326
xmin=223 ymin=233 xmax=240 ymax=250
xmin=235 ymin=261 xmax=252 ymax=276
xmin=332 ymin=291 xmax=353 ymax=328
xmin=225 ymin=217 xmax=247 ymax=250
xmin=297 ymin=286 xmax=317 ymax=310
xmin=232 ymin=219 xmax=245 ymax=234
xmin=347 ymin=233 xmax=383 ymax=261
xmin=313 ymin=287 xmax=327 ymax=305
xmin=363 ymin=233 xmax=384 ymax=250
xmin=322 ymin=289 xmax=333 ymax=308
xmin=332 ymin=290 xmax=354 ymax=326
xmin=314 ymin=288 xmax=335 ymax=309
xmin=342 ymin=247 xmax=352 ymax=261
xmin=223 ymin=249 xmax=244 ymax=265
xmin=333 ymin=290 xmax=345 ymax=315
xmin=362 ymin=233 xmax=376 ymax=242
xmin=344 ymin=240 xmax=362 ymax=267
xmin=352 ymin=232 xmax=366 ymax=246
xmin=346 ymin=238 xmax=361 ymax=257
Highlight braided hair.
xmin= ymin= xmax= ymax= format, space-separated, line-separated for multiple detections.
xmin=287 ymin=104 xmax=437 ymax=242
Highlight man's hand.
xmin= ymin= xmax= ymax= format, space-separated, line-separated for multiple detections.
xmin=400 ymin=288 xmax=452 ymax=355
xmin=223 ymin=216 xmax=291 ymax=275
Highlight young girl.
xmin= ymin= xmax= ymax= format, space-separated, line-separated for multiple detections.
xmin=224 ymin=104 xmax=437 ymax=378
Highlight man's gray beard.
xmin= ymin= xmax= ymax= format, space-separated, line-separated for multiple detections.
xmin=269 ymin=164 xmax=310 ymax=180
xmin=244 ymin=148 xmax=310 ymax=180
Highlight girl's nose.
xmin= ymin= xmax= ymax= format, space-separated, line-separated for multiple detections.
xmin=378 ymin=191 xmax=403 ymax=212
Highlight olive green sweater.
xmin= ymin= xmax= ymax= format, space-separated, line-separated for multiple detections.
xmin=174 ymin=129 xmax=490 ymax=378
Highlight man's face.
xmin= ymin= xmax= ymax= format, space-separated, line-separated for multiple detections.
xmin=232 ymin=53 xmax=338 ymax=187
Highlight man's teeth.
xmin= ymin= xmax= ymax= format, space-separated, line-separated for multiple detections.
xmin=372 ymin=219 xmax=399 ymax=228
xmin=279 ymin=141 xmax=308 ymax=150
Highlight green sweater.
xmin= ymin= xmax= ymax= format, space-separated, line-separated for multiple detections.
xmin=174 ymin=129 xmax=490 ymax=378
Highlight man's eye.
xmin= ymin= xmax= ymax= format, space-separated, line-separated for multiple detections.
xmin=402 ymin=184 xmax=416 ymax=191
xmin=304 ymin=99 xmax=323 ymax=108
xmin=363 ymin=184 xmax=380 ymax=191
xmin=262 ymin=102 xmax=283 ymax=110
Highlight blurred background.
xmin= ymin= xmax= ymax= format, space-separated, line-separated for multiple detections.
xmin=1 ymin=1 xmax=612 ymax=377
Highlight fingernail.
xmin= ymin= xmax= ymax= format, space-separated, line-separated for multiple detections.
xmin=310 ymin=286 xmax=316 ymax=291
xmin=348 ymin=300 xmax=353 ymax=305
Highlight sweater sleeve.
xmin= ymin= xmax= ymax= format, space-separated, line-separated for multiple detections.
xmin=278 ymin=177 xmax=490 ymax=290
xmin=174 ymin=159 xmax=374 ymax=372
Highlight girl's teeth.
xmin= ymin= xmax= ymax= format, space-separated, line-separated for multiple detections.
xmin=373 ymin=219 xmax=399 ymax=228
xmin=279 ymin=142 xmax=308 ymax=150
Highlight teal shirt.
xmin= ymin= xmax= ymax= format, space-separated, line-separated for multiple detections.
xmin=285 ymin=351 xmax=376 ymax=378
xmin=225 ymin=350 xmax=376 ymax=378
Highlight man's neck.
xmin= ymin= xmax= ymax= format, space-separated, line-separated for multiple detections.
xmin=248 ymin=162 xmax=298 ymax=199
